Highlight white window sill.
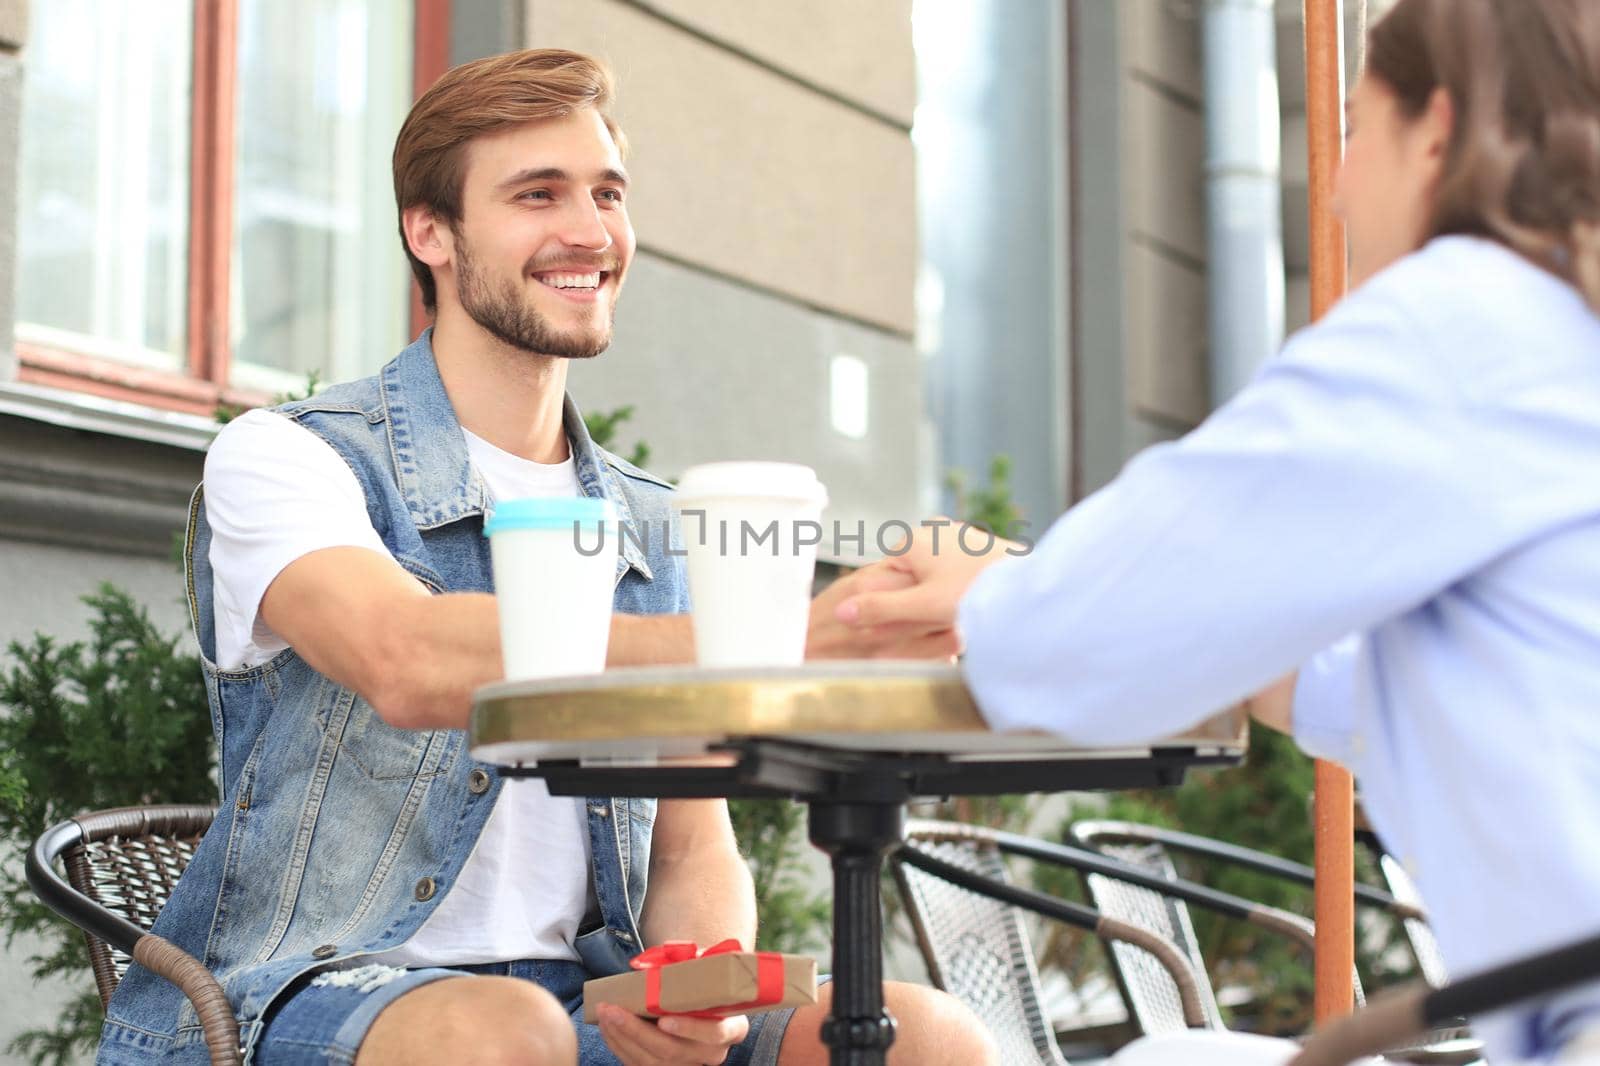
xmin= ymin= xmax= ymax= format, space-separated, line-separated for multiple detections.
xmin=0 ymin=381 xmax=219 ymax=452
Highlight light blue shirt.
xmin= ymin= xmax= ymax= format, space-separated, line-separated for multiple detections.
xmin=959 ymin=236 xmax=1600 ymax=1062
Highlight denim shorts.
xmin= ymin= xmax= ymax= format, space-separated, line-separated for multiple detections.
xmin=254 ymin=958 xmax=797 ymax=1065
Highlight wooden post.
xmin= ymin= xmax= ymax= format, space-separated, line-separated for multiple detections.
xmin=187 ymin=0 xmax=239 ymax=389
xmin=1303 ymin=0 xmax=1357 ymax=1024
xmin=408 ymin=0 xmax=453 ymax=342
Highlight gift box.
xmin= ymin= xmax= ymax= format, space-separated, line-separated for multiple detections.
xmin=582 ymin=939 xmax=818 ymax=1022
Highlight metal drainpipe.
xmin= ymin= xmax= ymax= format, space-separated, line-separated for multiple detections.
xmin=1203 ymin=0 xmax=1286 ymax=408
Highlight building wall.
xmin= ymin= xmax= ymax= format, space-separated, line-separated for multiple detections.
xmin=1069 ymin=0 xmax=1166 ymax=496
xmin=534 ymin=0 xmax=926 ymax=554
xmin=1073 ymin=0 xmax=1370 ymax=496
xmin=916 ymin=0 xmax=1073 ymax=533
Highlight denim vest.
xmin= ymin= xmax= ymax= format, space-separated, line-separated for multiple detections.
xmin=99 ymin=333 xmax=689 ymax=1063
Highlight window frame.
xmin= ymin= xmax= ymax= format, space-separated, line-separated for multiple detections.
xmin=13 ymin=0 xmax=451 ymax=417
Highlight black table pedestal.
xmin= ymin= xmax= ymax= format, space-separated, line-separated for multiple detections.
xmin=513 ymin=737 xmax=1241 ymax=1066
xmin=808 ymin=801 xmax=903 ymax=1066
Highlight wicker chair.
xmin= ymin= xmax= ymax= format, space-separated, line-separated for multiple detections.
xmin=1067 ymin=819 xmax=1482 ymax=1064
xmin=25 ymin=805 xmax=240 ymax=1066
xmin=891 ymin=819 xmax=1215 ymax=1065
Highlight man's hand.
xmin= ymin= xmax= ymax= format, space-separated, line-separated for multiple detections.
xmin=640 ymin=800 xmax=755 ymax=951
xmin=810 ymin=520 xmax=1018 ymax=659
xmin=596 ymin=1004 xmax=749 ymax=1065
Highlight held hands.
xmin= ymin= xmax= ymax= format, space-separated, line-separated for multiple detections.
xmin=806 ymin=519 xmax=1021 ymax=660
xmin=806 ymin=559 xmax=959 ymax=659
xmin=596 ymin=1003 xmax=749 ymax=1065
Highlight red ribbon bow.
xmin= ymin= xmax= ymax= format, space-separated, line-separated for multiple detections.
xmin=630 ymin=939 xmax=785 ymax=1018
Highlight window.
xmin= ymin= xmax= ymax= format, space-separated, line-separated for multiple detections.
xmin=13 ymin=1 xmax=448 ymax=415
xmin=16 ymin=3 xmax=193 ymax=376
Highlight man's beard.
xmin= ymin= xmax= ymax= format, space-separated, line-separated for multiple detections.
xmin=453 ymin=236 xmax=616 ymax=359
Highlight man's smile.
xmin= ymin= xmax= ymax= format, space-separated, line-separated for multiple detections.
xmin=530 ymin=268 xmax=614 ymax=303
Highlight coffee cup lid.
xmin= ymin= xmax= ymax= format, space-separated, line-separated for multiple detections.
xmin=674 ymin=462 xmax=828 ymax=507
xmin=483 ymin=497 xmax=616 ymax=536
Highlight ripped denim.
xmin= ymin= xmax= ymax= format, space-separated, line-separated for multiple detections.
xmin=253 ymin=958 xmax=797 ymax=1066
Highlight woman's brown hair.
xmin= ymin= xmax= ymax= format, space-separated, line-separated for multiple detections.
xmin=392 ymin=49 xmax=626 ymax=312
xmin=1368 ymin=0 xmax=1600 ymax=310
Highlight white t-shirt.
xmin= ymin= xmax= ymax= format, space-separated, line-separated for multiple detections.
xmin=203 ymin=408 xmax=594 ymax=966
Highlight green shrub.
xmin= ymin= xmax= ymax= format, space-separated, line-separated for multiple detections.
xmin=0 ymin=586 xmax=216 ymax=1066
xmin=214 ymin=370 xmax=323 ymax=425
xmin=582 ymin=404 xmax=652 ymax=470
xmin=727 ymin=798 xmax=831 ymax=954
xmin=945 ymin=455 xmax=1023 ymax=539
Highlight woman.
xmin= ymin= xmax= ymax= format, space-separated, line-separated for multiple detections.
xmin=825 ymin=0 xmax=1600 ymax=1061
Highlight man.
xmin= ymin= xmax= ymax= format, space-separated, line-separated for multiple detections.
xmin=99 ymin=49 xmax=993 ymax=1066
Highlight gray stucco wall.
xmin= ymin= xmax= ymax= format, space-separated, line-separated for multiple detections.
xmin=569 ymin=252 xmax=924 ymax=552
xmin=536 ymin=0 xmax=925 ymax=553
xmin=1072 ymin=0 xmax=1372 ymax=496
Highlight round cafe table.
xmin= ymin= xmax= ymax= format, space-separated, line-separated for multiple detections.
xmin=470 ymin=661 xmax=1247 ymax=1066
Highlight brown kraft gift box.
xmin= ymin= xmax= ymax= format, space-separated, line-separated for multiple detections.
xmin=582 ymin=949 xmax=818 ymax=1022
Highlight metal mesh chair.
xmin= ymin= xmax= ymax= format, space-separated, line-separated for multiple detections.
xmin=893 ymin=825 xmax=1072 ymax=1064
xmin=1353 ymin=825 xmax=1478 ymax=1062
xmin=1351 ymin=819 xmax=1451 ymax=991
xmin=1079 ymin=836 xmax=1229 ymax=1034
xmin=1071 ymin=819 xmax=1367 ymax=1021
xmin=892 ymin=820 xmax=1216 ymax=1065
xmin=1068 ymin=819 xmax=1482 ymax=1064
xmin=26 ymin=805 xmax=239 ymax=1066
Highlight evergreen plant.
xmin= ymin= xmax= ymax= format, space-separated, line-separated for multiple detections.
xmin=0 ymin=587 xmax=215 ymax=1066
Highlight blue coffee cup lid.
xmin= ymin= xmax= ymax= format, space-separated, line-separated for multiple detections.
xmin=483 ymin=497 xmax=616 ymax=536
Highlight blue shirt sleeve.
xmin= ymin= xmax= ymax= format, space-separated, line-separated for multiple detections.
xmin=1290 ymin=635 xmax=1362 ymax=770
xmin=956 ymin=267 xmax=1580 ymax=745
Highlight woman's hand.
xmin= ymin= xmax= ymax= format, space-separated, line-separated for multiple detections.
xmin=807 ymin=561 xmax=960 ymax=660
xmin=809 ymin=520 xmax=1020 ymax=659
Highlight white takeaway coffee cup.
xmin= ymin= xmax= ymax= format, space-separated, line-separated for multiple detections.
xmin=484 ymin=497 xmax=618 ymax=680
xmin=673 ymin=462 xmax=829 ymax=669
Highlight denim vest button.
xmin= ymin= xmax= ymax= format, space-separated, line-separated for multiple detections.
xmin=614 ymin=928 xmax=634 ymax=944
xmin=414 ymin=877 xmax=437 ymax=901
xmin=588 ymin=804 xmax=610 ymax=818
xmin=468 ymin=769 xmax=491 ymax=794
xmin=312 ymin=944 xmax=337 ymax=960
